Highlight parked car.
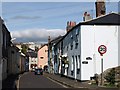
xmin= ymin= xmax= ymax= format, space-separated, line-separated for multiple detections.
xmin=34 ymin=68 xmax=43 ymax=75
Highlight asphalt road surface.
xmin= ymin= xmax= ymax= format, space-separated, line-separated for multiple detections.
xmin=19 ymin=72 xmax=66 ymax=88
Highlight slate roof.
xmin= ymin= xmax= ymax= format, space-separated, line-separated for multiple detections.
xmin=55 ymin=13 xmax=120 ymax=45
xmin=79 ymin=13 xmax=120 ymax=25
xmin=26 ymin=52 xmax=37 ymax=58
xmin=50 ymin=36 xmax=63 ymax=44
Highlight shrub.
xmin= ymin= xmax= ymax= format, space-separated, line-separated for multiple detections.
xmin=104 ymin=68 xmax=115 ymax=85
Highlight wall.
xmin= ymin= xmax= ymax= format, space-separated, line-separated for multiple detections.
xmin=81 ymin=25 xmax=118 ymax=80
xmin=54 ymin=41 xmax=62 ymax=74
xmin=29 ymin=57 xmax=37 ymax=71
xmin=62 ymin=26 xmax=81 ymax=80
xmin=38 ymin=45 xmax=48 ymax=69
xmin=0 ymin=18 xmax=2 ymax=82
xmin=20 ymin=53 xmax=26 ymax=73
xmin=118 ymin=26 xmax=120 ymax=66
xmin=8 ymin=46 xmax=20 ymax=75
xmin=81 ymin=25 xmax=95 ymax=80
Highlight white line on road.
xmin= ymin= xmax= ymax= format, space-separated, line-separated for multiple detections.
xmin=17 ymin=72 xmax=29 ymax=90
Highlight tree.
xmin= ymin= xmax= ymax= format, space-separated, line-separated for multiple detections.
xmin=21 ymin=44 xmax=28 ymax=54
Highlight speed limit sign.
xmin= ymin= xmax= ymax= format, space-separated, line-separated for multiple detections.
xmin=98 ymin=45 xmax=107 ymax=56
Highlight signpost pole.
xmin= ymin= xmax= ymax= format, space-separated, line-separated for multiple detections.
xmin=98 ymin=45 xmax=107 ymax=86
xmin=101 ymin=57 xmax=103 ymax=86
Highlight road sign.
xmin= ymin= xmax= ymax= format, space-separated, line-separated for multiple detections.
xmin=98 ymin=45 xmax=107 ymax=56
xmin=98 ymin=45 xmax=107 ymax=86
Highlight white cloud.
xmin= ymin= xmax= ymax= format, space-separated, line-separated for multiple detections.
xmin=11 ymin=28 xmax=66 ymax=43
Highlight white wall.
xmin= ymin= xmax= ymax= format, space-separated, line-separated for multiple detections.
xmin=81 ymin=25 xmax=95 ymax=80
xmin=118 ymin=26 xmax=120 ymax=66
xmin=29 ymin=57 xmax=37 ymax=70
xmin=81 ymin=25 xmax=118 ymax=80
xmin=94 ymin=25 xmax=118 ymax=74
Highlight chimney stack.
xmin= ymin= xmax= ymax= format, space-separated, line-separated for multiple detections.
xmin=83 ymin=12 xmax=92 ymax=21
xmin=66 ymin=21 xmax=76 ymax=32
xmin=95 ymin=0 xmax=106 ymax=17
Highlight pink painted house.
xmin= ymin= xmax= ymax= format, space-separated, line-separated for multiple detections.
xmin=37 ymin=44 xmax=48 ymax=69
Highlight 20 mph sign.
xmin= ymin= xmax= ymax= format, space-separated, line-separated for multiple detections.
xmin=98 ymin=45 xmax=107 ymax=56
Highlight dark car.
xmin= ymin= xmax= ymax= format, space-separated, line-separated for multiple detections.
xmin=34 ymin=68 xmax=43 ymax=75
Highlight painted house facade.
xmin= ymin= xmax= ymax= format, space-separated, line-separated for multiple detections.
xmin=27 ymin=48 xmax=37 ymax=71
xmin=20 ymin=52 xmax=26 ymax=73
xmin=54 ymin=13 xmax=120 ymax=81
xmin=8 ymin=45 xmax=20 ymax=75
xmin=37 ymin=44 xmax=48 ymax=69
xmin=0 ymin=17 xmax=3 ymax=84
xmin=79 ymin=13 xmax=120 ymax=80
xmin=1 ymin=19 xmax=11 ymax=80
xmin=54 ymin=24 xmax=81 ymax=79
xmin=48 ymin=36 xmax=63 ymax=73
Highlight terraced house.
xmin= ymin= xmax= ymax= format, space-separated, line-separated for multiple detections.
xmin=52 ymin=12 xmax=120 ymax=81
xmin=0 ymin=17 xmax=12 ymax=80
xmin=0 ymin=18 xmax=27 ymax=82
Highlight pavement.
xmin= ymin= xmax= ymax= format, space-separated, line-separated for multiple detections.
xmin=43 ymin=72 xmax=119 ymax=90
xmin=2 ymin=74 xmax=19 ymax=90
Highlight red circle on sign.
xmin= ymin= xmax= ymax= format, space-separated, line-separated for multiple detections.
xmin=98 ymin=45 xmax=107 ymax=56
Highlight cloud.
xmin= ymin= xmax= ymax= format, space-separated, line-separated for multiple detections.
xmin=11 ymin=28 xmax=66 ymax=43
xmin=11 ymin=16 xmax=41 ymax=20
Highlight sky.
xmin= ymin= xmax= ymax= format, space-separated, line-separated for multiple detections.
xmin=1 ymin=1 xmax=119 ymax=43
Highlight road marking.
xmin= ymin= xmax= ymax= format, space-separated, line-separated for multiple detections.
xmin=46 ymin=77 xmax=69 ymax=88
xmin=17 ymin=72 xmax=29 ymax=90
xmin=17 ymin=75 xmax=20 ymax=90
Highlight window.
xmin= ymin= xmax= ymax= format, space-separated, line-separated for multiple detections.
xmin=71 ymin=56 xmax=74 ymax=71
xmin=11 ymin=51 xmax=14 ymax=54
xmin=76 ymin=28 xmax=79 ymax=35
xmin=71 ymin=34 xmax=73 ymax=39
xmin=67 ymin=46 xmax=69 ymax=51
xmin=82 ymin=61 xmax=88 ymax=64
xmin=71 ymin=44 xmax=73 ymax=50
xmin=45 ymin=50 xmax=48 ymax=52
xmin=75 ymin=36 xmax=78 ymax=42
xmin=86 ymin=57 xmax=92 ymax=60
xmin=78 ymin=55 xmax=80 ymax=68
xmin=75 ymin=42 xmax=78 ymax=49
xmin=40 ymin=57 xmax=44 ymax=59
xmin=71 ymin=71 xmax=74 ymax=76
xmin=75 ymin=56 xmax=78 ymax=68
xmin=77 ymin=69 xmax=80 ymax=74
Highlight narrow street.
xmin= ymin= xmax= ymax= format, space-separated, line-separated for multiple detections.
xmin=19 ymin=72 xmax=67 ymax=88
